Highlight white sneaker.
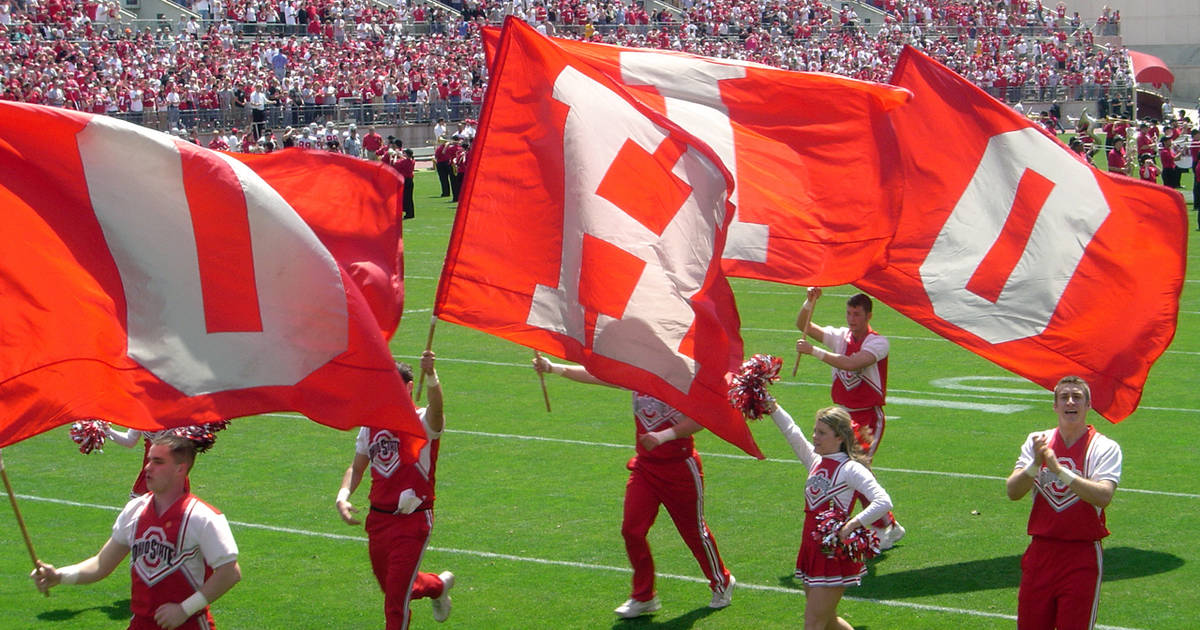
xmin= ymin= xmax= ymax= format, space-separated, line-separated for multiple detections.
xmin=432 ymin=571 xmax=454 ymax=622
xmin=879 ymin=522 xmax=907 ymax=551
xmin=709 ymin=575 xmax=736 ymax=609
xmin=614 ymin=597 xmax=661 ymax=618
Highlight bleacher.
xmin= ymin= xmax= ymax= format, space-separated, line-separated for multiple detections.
xmin=0 ymin=0 xmax=1150 ymax=154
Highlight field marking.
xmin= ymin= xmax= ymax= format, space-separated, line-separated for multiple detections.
xmin=0 ymin=492 xmax=1145 ymax=630
xmin=394 ymin=356 xmax=1200 ymax=414
xmin=740 ymin=326 xmax=1199 ymax=357
xmin=431 ymin=428 xmax=1200 ymax=500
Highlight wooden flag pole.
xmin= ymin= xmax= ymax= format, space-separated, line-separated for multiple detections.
xmin=0 ymin=450 xmax=49 ymax=597
xmin=533 ymin=351 xmax=552 ymax=412
xmin=415 ymin=316 xmax=437 ymax=402
xmin=793 ymin=297 xmax=815 ymax=377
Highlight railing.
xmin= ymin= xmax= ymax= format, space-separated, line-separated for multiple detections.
xmin=112 ymin=100 xmax=482 ymax=133
xmin=977 ymin=83 xmax=1135 ymax=107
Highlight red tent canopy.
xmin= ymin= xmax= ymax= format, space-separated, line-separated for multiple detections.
xmin=1128 ymin=49 xmax=1174 ymax=90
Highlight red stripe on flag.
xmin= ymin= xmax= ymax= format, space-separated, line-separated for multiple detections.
xmin=178 ymin=143 xmax=264 ymax=333
xmin=964 ymin=167 xmax=1055 ymax=303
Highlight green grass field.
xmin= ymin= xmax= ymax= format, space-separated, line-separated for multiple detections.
xmin=2 ymin=166 xmax=1197 ymax=629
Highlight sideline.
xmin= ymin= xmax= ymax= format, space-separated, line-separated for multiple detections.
xmin=5 ymin=492 xmax=1145 ymax=630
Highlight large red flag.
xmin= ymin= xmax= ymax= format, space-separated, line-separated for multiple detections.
xmin=855 ymin=47 xmax=1187 ymax=422
xmin=438 ymin=19 xmax=761 ymax=458
xmin=232 ymin=149 xmax=406 ymax=338
xmin=0 ymin=103 xmax=424 ymax=459
xmin=482 ymin=25 xmax=911 ymax=285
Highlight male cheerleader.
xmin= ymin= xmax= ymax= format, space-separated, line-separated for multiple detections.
xmin=1006 ymin=376 xmax=1122 ymax=630
xmin=335 ymin=351 xmax=454 ymax=629
xmin=32 ymin=434 xmax=241 ymax=630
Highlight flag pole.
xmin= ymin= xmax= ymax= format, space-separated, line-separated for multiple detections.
xmin=415 ymin=315 xmax=437 ymax=401
xmin=533 ymin=351 xmax=552 ymax=412
xmin=793 ymin=295 xmax=815 ymax=377
xmin=0 ymin=450 xmax=49 ymax=597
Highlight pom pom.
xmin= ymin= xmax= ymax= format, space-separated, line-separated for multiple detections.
xmin=811 ymin=503 xmax=880 ymax=562
xmin=70 ymin=420 xmax=110 ymax=455
xmin=727 ymin=354 xmax=783 ymax=419
xmin=171 ymin=421 xmax=231 ymax=453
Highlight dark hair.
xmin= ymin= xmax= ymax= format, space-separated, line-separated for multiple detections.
xmin=395 ymin=361 xmax=414 ymax=384
xmin=150 ymin=434 xmax=197 ymax=470
xmin=846 ymin=293 xmax=873 ymax=314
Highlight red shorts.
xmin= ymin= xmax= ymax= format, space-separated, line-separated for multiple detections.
xmin=1018 ymin=537 xmax=1103 ymax=630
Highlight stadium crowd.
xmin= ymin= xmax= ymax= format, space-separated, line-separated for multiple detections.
xmin=1 ymin=0 xmax=1140 ymax=130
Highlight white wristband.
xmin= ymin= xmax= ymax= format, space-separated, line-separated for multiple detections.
xmin=336 ymin=488 xmax=350 ymax=504
xmin=1057 ymin=469 xmax=1078 ymax=486
xmin=426 ymin=372 xmax=439 ymax=388
xmin=1023 ymin=465 xmax=1038 ymax=479
xmin=58 ymin=565 xmax=80 ymax=585
xmin=810 ymin=347 xmax=827 ymax=362
xmin=180 ymin=591 xmax=209 ymax=617
xmin=659 ymin=428 xmax=678 ymax=442
xmin=554 ymin=364 xmax=565 ymax=376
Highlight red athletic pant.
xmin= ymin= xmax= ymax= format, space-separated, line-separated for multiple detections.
xmin=848 ymin=407 xmax=895 ymax=528
xmin=621 ymin=454 xmax=731 ymax=602
xmin=1019 ymin=537 xmax=1103 ymax=630
xmin=366 ymin=509 xmax=447 ymax=630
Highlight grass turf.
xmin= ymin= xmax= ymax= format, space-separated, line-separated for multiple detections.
xmin=1 ymin=165 xmax=1196 ymax=629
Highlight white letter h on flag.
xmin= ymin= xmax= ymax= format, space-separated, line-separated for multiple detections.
xmin=526 ymin=66 xmax=730 ymax=393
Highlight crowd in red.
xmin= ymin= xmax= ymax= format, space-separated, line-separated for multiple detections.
xmin=0 ymin=0 xmax=1135 ymax=133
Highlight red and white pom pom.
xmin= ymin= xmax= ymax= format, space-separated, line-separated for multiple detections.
xmin=812 ymin=503 xmax=880 ymax=562
xmin=171 ymin=420 xmax=231 ymax=453
xmin=727 ymin=354 xmax=783 ymax=420
xmin=69 ymin=420 xmax=110 ymax=455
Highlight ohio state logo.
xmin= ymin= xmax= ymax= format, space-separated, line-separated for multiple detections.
xmin=634 ymin=394 xmax=680 ymax=431
xmin=131 ymin=526 xmax=192 ymax=586
xmin=806 ymin=469 xmax=834 ymax=505
xmin=1036 ymin=458 xmax=1082 ymax=512
xmin=835 ymin=370 xmax=864 ymax=390
xmin=368 ymin=431 xmax=402 ymax=478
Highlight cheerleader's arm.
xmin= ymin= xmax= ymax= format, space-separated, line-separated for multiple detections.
xmin=769 ymin=405 xmax=818 ymax=469
xmin=845 ymin=462 xmax=893 ymax=528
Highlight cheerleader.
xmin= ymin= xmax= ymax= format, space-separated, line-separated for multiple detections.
xmin=768 ymin=404 xmax=892 ymax=630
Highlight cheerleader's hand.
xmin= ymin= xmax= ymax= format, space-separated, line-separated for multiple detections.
xmin=837 ymin=519 xmax=858 ymax=543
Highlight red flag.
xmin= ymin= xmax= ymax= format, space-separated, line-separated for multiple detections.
xmin=438 ymin=19 xmax=761 ymax=458
xmin=482 ymin=25 xmax=911 ymax=286
xmin=855 ymin=47 xmax=1187 ymax=422
xmin=0 ymin=103 xmax=424 ymax=459
xmin=232 ymin=149 xmax=406 ymax=338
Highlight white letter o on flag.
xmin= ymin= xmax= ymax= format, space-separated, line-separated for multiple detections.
xmin=919 ymin=128 xmax=1109 ymax=344
xmin=77 ymin=117 xmax=348 ymax=395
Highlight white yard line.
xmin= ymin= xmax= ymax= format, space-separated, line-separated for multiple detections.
xmin=1 ymin=492 xmax=1146 ymax=630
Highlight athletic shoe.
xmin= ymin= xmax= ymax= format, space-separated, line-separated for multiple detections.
xmin=432 ymin=571 xmax=454 ymax=622
xmin=614 ymin=597 xmax=661 ymax=618
xmin=709 ymin=575 xmax=736 ymax=609
xmin=879 ymin=522 xmax=907 ymax=551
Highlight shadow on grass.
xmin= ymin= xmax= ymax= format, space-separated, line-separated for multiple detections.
xmin=37 ymin=598 xmax=130 ymax=622
xmin=853 ymin=546 xmax=1184 ymax=599
xmin=611 ymin=606 xmax=720 ymax=629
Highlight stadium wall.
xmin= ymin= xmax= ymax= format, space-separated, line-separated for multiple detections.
xmin=1065 ymin=0 xmax=1200 ymax=102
